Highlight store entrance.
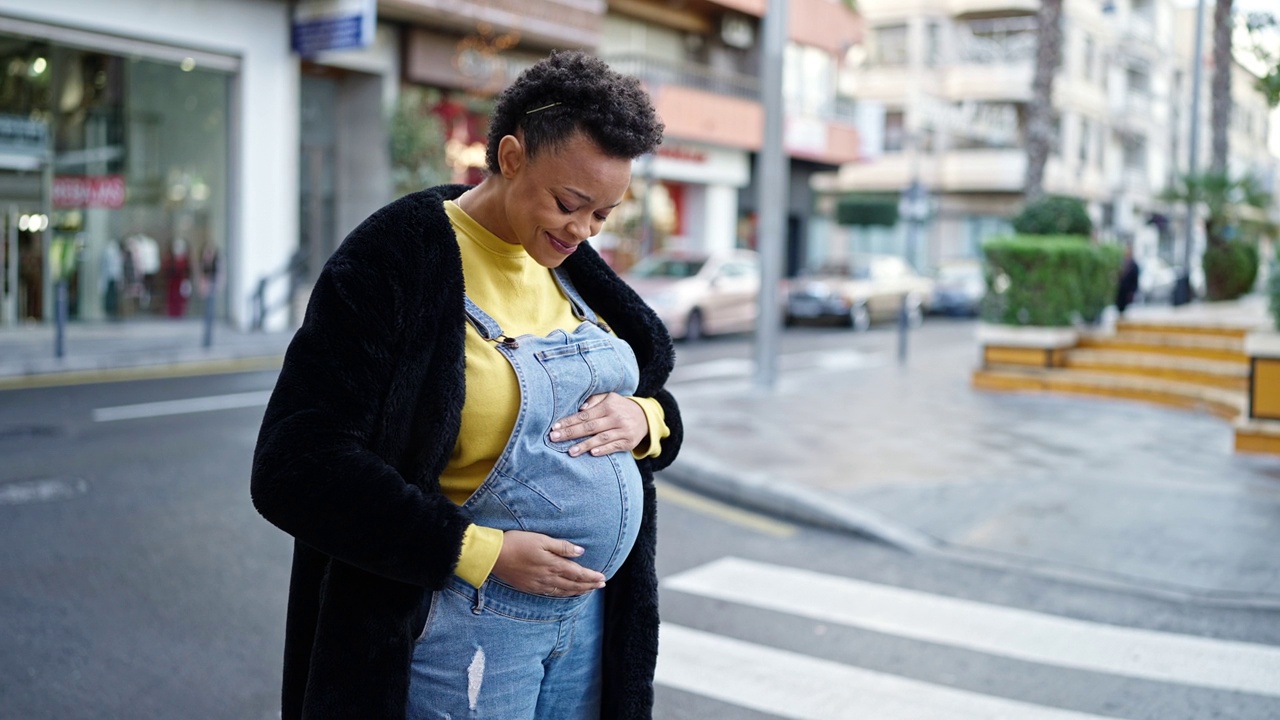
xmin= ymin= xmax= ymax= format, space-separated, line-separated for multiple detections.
xmin=0 ymin=161 xmax=49 ymax=325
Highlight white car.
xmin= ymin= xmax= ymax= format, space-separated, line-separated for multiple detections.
xmin=623 ymin=249 xmax=761 ymax=341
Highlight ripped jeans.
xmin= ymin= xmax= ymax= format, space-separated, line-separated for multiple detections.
xmin=407 ymin=577 xmax=604 ymax=719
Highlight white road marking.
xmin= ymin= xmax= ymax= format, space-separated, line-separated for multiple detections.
xmin=656 ymin=623 xmax=1121 ymax=720
xmin=0 ymin=477 xmax=88 ymax=506
xmin=663 ymin=557 xmax=1280 ymax=697
xmin=93 ymin=390 xmax=272 ymax=422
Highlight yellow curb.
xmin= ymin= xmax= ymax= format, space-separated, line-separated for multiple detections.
xmin=0 ymin=355 xmax=284 ymax=391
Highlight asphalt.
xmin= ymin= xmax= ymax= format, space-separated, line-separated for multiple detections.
xmin=3 ymin=300 xmax=1280 ymax=608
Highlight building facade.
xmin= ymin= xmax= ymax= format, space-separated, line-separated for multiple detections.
xmin=0 ymin=0 xmax=297 ymax=331
xmin=819 ymin=0 xmax=1276 ymax=279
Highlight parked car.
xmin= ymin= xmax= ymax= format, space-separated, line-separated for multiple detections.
xmin=785 ymin=254 xmax=934 ymax=330
xmin=623 ymin=249 xmax=760 ymax=341
xmin=928 ymin=258 xmax=985 ymax=316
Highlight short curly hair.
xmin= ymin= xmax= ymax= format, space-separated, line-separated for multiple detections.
xmin=485 ymin=50 xmax=664 ymax=173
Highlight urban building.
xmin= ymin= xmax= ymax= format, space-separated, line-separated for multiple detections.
xmin=598 ymin=0 xmax=862 ymax=275
xmin=817 ymin=0 xmax=1277 ymax=280
xmin=0 ymin=0 xmax=296 ymax=331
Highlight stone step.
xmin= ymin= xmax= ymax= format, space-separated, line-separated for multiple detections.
xmin=1234 ymin=418 xmax=1280 ymax=455
xmin=1077 ymin=331 xmax=1247 ymax=363
xmin=1063 ymin=348 xmax=1248 ymax=391
xmin=1115 ymin=320 xmax=1252 ymax=340
xmin=974 ymin=366 xmax=1247 ymax=421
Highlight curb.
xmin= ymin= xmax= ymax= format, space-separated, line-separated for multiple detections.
xmin=0 ymin=355 xmax=285 ymax=391
xmin=658 ymin=448 xmax=939 ymax=554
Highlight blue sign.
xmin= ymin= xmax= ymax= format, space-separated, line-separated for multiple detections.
xmin=292 ymin=0 xmax=376 ymax=57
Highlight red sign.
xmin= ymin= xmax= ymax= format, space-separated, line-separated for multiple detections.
xmin=52 ymin=175 xmax=126 ymax=209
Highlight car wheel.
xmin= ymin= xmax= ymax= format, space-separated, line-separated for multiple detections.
xmin=848 ymin=303 xmax=870 ymax=332
xmin=684 ymin=309 xmax=705 ymax=342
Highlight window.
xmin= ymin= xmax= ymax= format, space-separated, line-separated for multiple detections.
xmin=873 ymin=24 xmax=908 ymax=66
xmin=883 ymin=110 xmax=905 ymax=152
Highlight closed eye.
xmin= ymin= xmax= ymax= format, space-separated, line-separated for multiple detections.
xmin=555 ymin=198 xmax=573 ymax=214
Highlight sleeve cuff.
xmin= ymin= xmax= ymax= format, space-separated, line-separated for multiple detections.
xmin=455 ymin=524 xmax=504 ymax=588
xmin=627 ymin=396 xmax=670 ymax=460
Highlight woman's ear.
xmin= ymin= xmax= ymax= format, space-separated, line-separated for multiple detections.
xmin=497 ymin=135 xmax=524 ymax=179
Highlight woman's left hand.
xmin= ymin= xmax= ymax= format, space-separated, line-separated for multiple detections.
xmin=550 ymin=392 xmax=648 ymax=457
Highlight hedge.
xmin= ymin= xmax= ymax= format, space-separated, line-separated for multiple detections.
xmin=1203 ymin=241 xmax=1259 ymax=301
xmin=981 ymin=235 xmax=1124 ymax=327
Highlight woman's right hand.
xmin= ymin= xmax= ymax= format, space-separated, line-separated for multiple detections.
xmin=490 ymin=530 xmax=606 ymax=596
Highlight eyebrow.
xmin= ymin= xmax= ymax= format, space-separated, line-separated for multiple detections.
xmin=564 ymin=186 xmax=622 ymax=209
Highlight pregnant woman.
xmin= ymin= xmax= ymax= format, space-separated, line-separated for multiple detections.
xmin=250 ymin=51 xmax=681 ymax=720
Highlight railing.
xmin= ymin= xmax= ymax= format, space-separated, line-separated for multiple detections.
xmin=956 ymin=17 xmax=1038 ymax=64
xmin=250 ymin=250 xmax=306 ymax=332
xmin=603 ymin=53 xmax=761 ymax=101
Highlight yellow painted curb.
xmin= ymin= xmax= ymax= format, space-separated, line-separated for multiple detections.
xmin=0 ymin=355 xmax=284 ymax=391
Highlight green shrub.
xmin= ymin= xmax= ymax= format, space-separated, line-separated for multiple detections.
xmin=1203 ymin=241 xmax=1259 ymax=301
xmin=1011 ymin=196 xmax=1093 ymax=236
xmin=981 ymin=235 xmax=1123 ymax=327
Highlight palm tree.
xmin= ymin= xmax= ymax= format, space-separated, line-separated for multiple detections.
xmin=1024 ymin=0 xmax=1063 ymax=202
xmin=1209 ymin=0 xmax=1233 ymax=173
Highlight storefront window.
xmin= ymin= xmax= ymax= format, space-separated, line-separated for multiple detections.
xmin=0 ymin=33 xmax=230 ymax=325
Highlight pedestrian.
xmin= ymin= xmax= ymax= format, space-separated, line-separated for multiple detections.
xmin=250 ymin=50 xmax=681 ymax=720
xmin=1116 ymin=244 xmax=1140 ymax=315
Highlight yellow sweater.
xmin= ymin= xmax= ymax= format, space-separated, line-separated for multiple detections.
xmin=444 ymin=200 xmax=668 ymax=587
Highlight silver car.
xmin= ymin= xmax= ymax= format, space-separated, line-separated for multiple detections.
xmin=786 ymin=254 xmax=934 ymax=331
xmin=623 ymin=249 xmax=761 ymax=341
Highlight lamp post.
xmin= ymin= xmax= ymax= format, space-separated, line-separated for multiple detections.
xmin=1174 ymin=0 xmax=1207 ymax=306
xmin=897 ymin=179 xmax=929 ymax=363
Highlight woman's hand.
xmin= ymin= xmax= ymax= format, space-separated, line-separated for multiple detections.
xmin=549 ymin=392 xmax=648 ymax=457
xmin=490 ymin=530 xmax=606 ymax=596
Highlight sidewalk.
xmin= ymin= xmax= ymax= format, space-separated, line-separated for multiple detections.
xmin=663 ymin=297 xmax=1280 ymax=607
xmin=0 ymin=319 xmax=293 ymax=387
xmin=4 ymin=303 xmax=1280 ymax=607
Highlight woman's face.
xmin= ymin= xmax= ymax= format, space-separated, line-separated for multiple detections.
xmin=499 ymin=130 xmax=633 ymax=268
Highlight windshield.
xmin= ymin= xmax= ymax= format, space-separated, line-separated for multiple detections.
xmin=937 ymin=264 xmax=981 ymax=282
xmin=630 ymin=256 xmax=707 ymax=279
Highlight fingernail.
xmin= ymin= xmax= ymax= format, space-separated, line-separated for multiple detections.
xmin=552 ymin=422 xmax=561 ymax=430
xmin=572 ymin=545 xmax=585 ymax=556
xmin=591 ymin=448 xmax=601 ymax=456
xmin=569 ymin=446 xmax=580 ymax=456
xmin=550 ymin=431 xmax=560 ymax=440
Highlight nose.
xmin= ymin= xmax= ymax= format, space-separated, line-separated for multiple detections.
xmin=565 ymin=215 xmax=592 ymax=242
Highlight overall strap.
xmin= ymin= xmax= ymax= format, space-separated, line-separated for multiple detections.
xmin=463 ymin=296 xmax=510 ymax=345
xmin=552 ymin=267 xmax=610 ymax=332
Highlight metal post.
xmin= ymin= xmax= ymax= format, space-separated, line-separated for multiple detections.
xmin=753 ymin=0 xmax=790 ymax=390
xmin=1174 ymin=0 xmax=1206 ymax=306
xmin=202 ymin=276 xmax=216 ymax=349
xmin=54 ymin=279 xmax=66 ymax=358
xmin=897 ymin=180 xmax=925 ymax=365
xmin=638 ymin=152 xmax=655 ymax=259
xmin=4 ymin=206 xmax=16 ymax=326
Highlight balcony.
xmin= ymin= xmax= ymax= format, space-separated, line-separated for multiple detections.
xmin=603 ymin=52 xmax=759 ymax=101
xmin=380 ymin=0 xmax=605 ymax=49
xmin=947 ymin=0 xmax=1038 ymax=17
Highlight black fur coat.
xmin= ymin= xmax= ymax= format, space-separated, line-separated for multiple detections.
xmin=251 ymin=184 xmax=682 ymax=719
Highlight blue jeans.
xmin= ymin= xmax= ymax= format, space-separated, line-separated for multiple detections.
xmin=408 ymin=577 xmax=604 ymax=719
xmin=408 ymin=267 xmax=641 ymax=718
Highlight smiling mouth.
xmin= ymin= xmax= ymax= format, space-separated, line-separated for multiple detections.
xmin=547 ymin=233 xmax=578 ymax=255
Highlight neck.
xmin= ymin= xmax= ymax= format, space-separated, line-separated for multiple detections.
xmin=457 ymin=178 xmax=518 ymax=245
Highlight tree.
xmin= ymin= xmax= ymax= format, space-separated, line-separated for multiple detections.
xmin=1024 ymin=0 xmax=1063 ymax=203
xmin=1162 ymin=170 xmax=1274 ymax=299
xmin=1243 ymin=12 xmax=1280 ymax=108
xmin=1210 ymin=0 xmax=1233 ymax=173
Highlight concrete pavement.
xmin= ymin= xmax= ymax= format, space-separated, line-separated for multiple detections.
xmin=3 ymin=301 xmax=1279 ymax=608
xmin=664 ymin=297 xmax=1280 ymax=608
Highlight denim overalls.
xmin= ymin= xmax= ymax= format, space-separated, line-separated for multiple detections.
xmin=407 ymin=268 xmax=644 ymax=719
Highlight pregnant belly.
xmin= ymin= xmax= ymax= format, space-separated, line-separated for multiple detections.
xmin=476 ymin=454 xmax=644 ymax=579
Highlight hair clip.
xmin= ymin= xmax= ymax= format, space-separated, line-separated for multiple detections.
xmin=525 ymin=102 xmax=562 ymax=115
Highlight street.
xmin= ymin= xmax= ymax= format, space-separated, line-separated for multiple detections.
xmin=1 ymin=319 xmax=1279 ymax=718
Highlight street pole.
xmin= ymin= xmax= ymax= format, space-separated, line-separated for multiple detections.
xmin=753 ymin=0 xmax=789 ymax=390
xmin=898 ymin=180 xmax=924 ymax=364
xmin=1175 ymin=0 xmax=1207 ymax=306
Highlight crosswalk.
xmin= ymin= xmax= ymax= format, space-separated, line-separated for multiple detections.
xmin=656 ymin=557 xmax=1280 ymax=719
